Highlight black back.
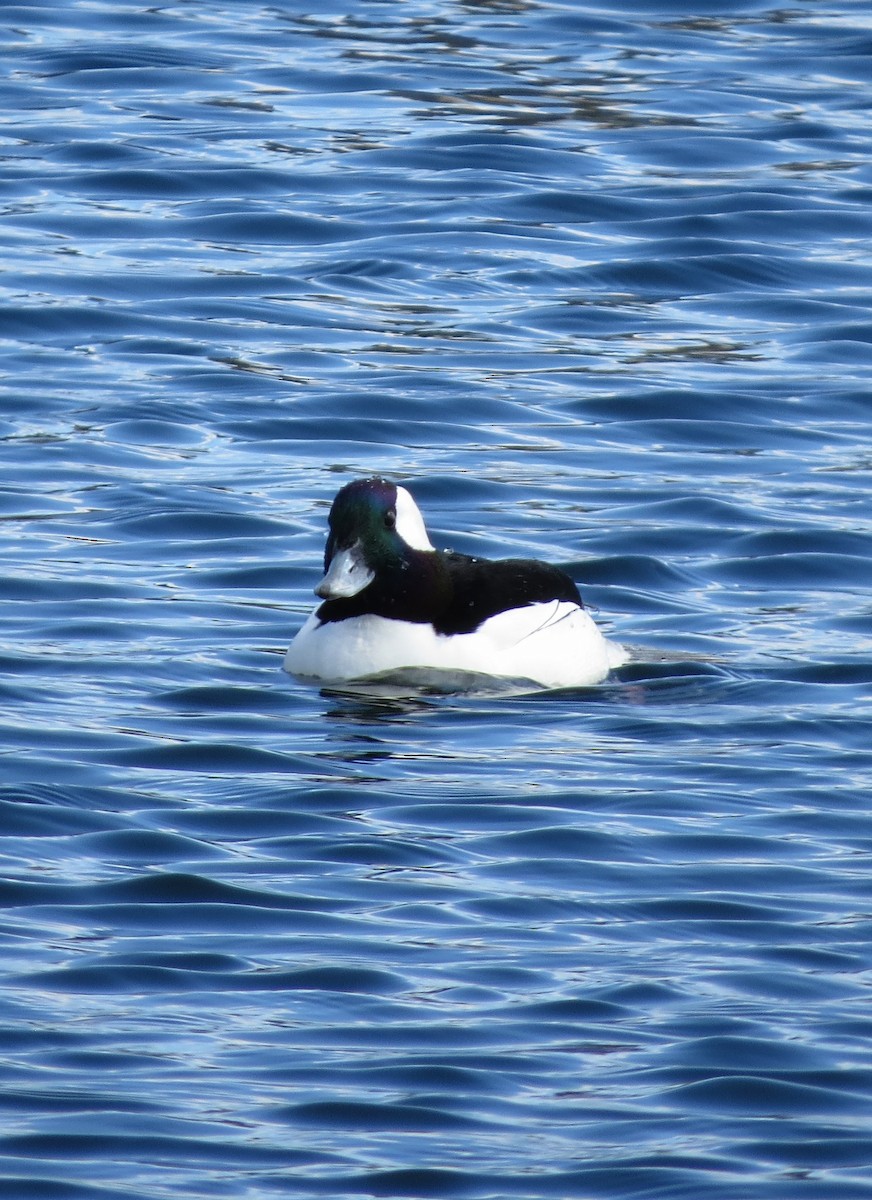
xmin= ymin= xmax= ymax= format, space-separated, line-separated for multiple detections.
xmin=316 ymin=547 xmax=582 ymax=635
xmin=437 ymin=553 xmax=582 ymax=635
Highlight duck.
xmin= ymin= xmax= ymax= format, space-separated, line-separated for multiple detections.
xmin=284 ymin=477 xmax=626 ymax=689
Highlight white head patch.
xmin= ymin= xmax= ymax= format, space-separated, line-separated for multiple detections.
xmin=395 ymin=486 xmax=434 ymax=551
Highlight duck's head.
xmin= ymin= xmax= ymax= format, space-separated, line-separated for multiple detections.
xmin=315 ymin=477 xmax=434 ymax=600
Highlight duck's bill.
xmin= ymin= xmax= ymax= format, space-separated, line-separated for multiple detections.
xmin=315 ymin=542 xmax=375 ymax=599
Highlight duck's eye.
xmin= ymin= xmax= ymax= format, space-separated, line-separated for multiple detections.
xmin=384 ymin=508 xmax=396 ymax=530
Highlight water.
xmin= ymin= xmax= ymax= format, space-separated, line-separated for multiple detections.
xmin=2 ymin=0 xmax=872 ymax=1196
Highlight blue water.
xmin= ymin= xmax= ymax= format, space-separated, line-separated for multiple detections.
xmin=2 ymin=0 xmax=872 ymax=1196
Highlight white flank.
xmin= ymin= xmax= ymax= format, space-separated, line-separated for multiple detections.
xmin=285 ymin=600 xmax=624 ymax=689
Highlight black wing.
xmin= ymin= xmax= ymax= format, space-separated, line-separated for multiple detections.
xmin=436 ymin=552 xmax=582 ymax=636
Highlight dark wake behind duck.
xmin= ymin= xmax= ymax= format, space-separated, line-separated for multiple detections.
xmin=285 ymin=478 xmax=625 ymax=689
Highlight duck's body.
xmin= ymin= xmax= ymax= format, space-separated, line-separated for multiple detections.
xmin=284 ymin=478 xmax=625 ymax=689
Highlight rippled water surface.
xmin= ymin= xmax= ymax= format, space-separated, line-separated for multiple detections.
xmin=2 ymin=0 xmax=872 ymax=1196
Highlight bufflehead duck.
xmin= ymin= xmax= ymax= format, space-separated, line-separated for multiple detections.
xmin=284 ymin=477 xmax=625 ymax=689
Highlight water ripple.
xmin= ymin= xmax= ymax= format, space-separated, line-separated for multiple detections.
xmin=2 ymin=0 xmax=872 ymax=1197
